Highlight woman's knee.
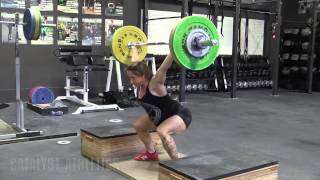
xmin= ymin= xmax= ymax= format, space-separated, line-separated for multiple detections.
xmin=133 ymin=117 xmax=153 ymax=132
xmin=156 ymin=127 xmax=169 ymax=139
xmin=133 ymin=120 xmax=144 ymax=131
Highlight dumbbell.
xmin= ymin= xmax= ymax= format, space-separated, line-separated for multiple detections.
xmin=282 ymin=67 xmax=291 ymax=76
xmin=248 ymin=81 xmax=253 ymax=88
xmin=243 ymin=81 xmax=249 ymax=88
xmin=171 ymin=85 xmax=177 ymax=92
xmin=252 ymin=81 xmax=257 ymax=88
xmin=192 ymin=84 xmax=198 ymax=91
xmin=186 ymin=84 xmax=192 ymax=92
xmin=238 ymin=81 xmax=244 ymax=88
xmin=300 ymin=66 xmax=308 ymax=74
xmin=236 ymin=82 xmax=240 ymax=88
xmin=300 ymin=54 xmax=309 ymax=61
xmin=282 ymin=53 xmax=290 ymax=60
xmin=301 ymin=27 xmax=312 ymax=36
xmin=167 ymin=85 xmax=172 ymax=92
xmin=283 ymin=40 xmax=295 ymax=46
xmin=198 ymin=84 xmax=203 ymax=91
xmin=283 ymin=28 xmax=299 ymax=35
xmin=301 ymin=42 xmax=310 ymax=50
xmin=203 ymin=84 xmax=209 ymax=90
xmin=290 ymin=66 xmax=300 ymax=74
xmin=265 ymin=80 xmax=270 ymax=87
xmin=291 ymin=54 xmax=300 ymax=61
xmin=256 ymin=80 xmax=262 ymax=87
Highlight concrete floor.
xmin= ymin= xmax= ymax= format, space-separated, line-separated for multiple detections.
xmin=1 ymin=89 xmax=320 ymax=180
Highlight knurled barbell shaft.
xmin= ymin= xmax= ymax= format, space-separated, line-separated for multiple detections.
xmin=128 ymin=42 xmax=168 ymax=48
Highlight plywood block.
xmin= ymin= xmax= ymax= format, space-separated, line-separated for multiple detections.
xmin=81 ymin=124 xmax=162 ymax=164
xmin=159 ymin=150 xmax=279 ymax=180
xmin=108 ymin=151 xmax=185 ymax=180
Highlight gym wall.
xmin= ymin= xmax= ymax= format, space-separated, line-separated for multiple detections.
xmin=0 ymin=0 xmax=280 ymax=102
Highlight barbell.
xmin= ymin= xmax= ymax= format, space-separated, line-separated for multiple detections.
xmin=0 ymin=8 xmax=56 ymax=40
xmin=109 ymin=16 xmax=220 ymax=71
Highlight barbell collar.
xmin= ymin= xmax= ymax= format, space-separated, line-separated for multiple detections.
xmin=197 ymin=39 xmax=219 ymax=48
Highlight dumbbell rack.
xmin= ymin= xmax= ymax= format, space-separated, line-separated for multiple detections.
xmin=220 ymin=55 xmax=272 ymax=91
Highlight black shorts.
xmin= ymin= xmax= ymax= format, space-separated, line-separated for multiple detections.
xmin=177 ymin=107 xmax=192 ymax=128
xmin=155 ymin=107 xmax=192 ymax=128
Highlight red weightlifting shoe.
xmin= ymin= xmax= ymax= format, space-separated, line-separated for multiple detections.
xmin=134 ymin=150 xmax=159 ymax=161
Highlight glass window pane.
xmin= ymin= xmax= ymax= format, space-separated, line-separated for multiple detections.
xmin=248 ymin=19 xmax=264 ymax=55
xmin=31 ymin=16 xmax=54 ymax=45
xmin=217 ymin=16 xmax=233 ymax=55
xmin=58 ymin=0 xmax=78 ymax=13
xmin=147 ymin=10 xmax=181 ymax=55
xmin=82 ymin=18 xmax=102 ymax=46
xmin=105 ymin=0 xmax=123 ymax=17
xmin=1 ymin=12 xmax=27 ymax=44
xmin=30 ymin=0 xmax=53 ymax=11
xmin=105 ymin=19 xmax=122 ymax=46
xmin=83 ymin=0 xmax=101 ymax=15
xmin=240 ymin=18 xmax=264 ymax=56
xmin=57 ymin=16 xmax=79 ymax=45
xmin=1 ymin=0 xmax=25 ymax=9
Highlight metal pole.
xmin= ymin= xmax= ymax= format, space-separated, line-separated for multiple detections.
xmin=307 ymin=2 xmax=317 ymax=93
xmin=14 ymin=13 xmax=25 ymax=131
xmin=213 ymin=0 xmax=219 ymax=25
xmin=179 ymin=0 xmax=189 ymax=102
xmin=231 ymin=0 xmax=240 ymax=98
xmin=143 ymin=0 xmax=149 ymax=34
xmin=271 ymin=0 xmax=282 ymax=96
xmin=83 ymin=66 xmax=89 ymax=102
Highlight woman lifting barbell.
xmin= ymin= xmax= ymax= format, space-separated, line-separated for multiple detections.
xmin=112 ymin=16 xmax=220 ymax=160
xmin=126 ymin=54 xmax=192 ymax=161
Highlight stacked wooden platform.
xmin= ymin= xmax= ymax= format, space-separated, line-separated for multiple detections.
xmin=81 ymin=124 xmax=279 ymax=180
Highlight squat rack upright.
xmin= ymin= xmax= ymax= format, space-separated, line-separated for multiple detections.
xmin=0 ymin=14 xmax=42 ymax=140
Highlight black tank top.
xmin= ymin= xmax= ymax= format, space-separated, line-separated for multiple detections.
xmin=139 ymin=86 xmax=182 ymax=125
